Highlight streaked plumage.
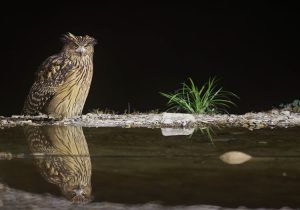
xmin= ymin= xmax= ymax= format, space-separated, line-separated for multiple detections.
xmin=22 ymin=32 xmax=97 ymax=118
xmin=24 ymin=126 xmax=92 ymax=203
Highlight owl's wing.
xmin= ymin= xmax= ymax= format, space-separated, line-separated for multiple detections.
xmin=24 ymin=126 xmax=72 ymax=184
xmin=22 ymin=54 xmax=73 ymax=115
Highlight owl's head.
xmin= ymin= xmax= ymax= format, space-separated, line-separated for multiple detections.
xmin=61 ymin=183 xmax=92 ymax=204
xmin=60 ymin=32 xmax=97 ymax=57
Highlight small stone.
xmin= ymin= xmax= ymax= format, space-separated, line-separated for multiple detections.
xmin=270 ymin=109 xmax=279 ymax=115
xmin=220 ymin=151 xmax=252 ymax=165
xmin=281 ymin=110 xmax=290 ymax=116
xmin=0 ymin=120 xmax=8 ymax=124
xmin=255 ymin=123 xmax=266 ymax=129
xmin=0 ymin=152 xmax=13 ymax=160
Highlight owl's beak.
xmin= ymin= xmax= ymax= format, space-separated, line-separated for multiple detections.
xmin=74 ymin=187 xmax=84 ymax=196
xmin=75 ymin=46 xmax=86 ymax=55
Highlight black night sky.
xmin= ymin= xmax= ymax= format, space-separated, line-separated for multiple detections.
xmin=0 ymin=2 xmax=299 ymax=116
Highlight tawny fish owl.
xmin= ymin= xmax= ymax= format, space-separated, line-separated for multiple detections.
xmin=23 ymin=32 xmax=97 ymax=118
xmin=24 ymin=126 xmax=92 ymax=203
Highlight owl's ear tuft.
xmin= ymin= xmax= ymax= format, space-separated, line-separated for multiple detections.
xmin=60 ymin=32 xmax=77 ymax=43
xmin=90 ymin=38 xmax=98 ymax=46
xmin=85 ymin=35 xmax=97 ymax=46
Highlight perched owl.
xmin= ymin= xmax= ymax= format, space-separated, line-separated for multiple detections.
xmin=24 ymin=125 xmax=92 ymax=203
xmin=22 ymin=32 xmax=97 ymax=118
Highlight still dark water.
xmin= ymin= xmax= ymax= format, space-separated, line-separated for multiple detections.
xmin=1 ymin=126 xmax=300 ymax=210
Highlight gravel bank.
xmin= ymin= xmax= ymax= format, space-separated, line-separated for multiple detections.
xmin=1 ymin=109 xmax=300 ymax=129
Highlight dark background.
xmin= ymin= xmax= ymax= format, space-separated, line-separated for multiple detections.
xmin=0 ymin=2 xmax=299 ymax=116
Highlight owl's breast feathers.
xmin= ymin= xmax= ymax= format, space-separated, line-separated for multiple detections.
xmin=22 ymin=54 xmax=74 ymax=116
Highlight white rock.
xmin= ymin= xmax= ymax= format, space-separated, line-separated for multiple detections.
xmin=161 ymin=112 xmax=195 ymax=125
xmin=161 ymin=128 xmax=195 ymax=136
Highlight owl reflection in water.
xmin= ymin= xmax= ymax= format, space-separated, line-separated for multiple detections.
xmin=22 ymin=32 xmax=97 ymax=118
xmin=24 ymin=126 xmax=92 ymax=203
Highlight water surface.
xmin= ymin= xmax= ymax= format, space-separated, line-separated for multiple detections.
xmin=1 ymin=126 xmax=300 ymax=209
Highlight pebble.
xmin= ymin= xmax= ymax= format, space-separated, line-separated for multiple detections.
xmin=281 ymin=110 xmax=290 ymax=116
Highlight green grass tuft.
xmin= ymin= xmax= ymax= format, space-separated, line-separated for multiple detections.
xmin=160 ymin=77 xmax=238 ymax=114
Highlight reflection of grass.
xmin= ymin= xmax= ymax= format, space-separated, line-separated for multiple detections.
xmin=160 ymin=77 xmax=238 ymax=114
xmin=189 ymin=126 xmax=216 ymax=145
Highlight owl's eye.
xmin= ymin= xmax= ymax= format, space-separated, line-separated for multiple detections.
xmin=71 ymin=43 xmax=79 ymax=49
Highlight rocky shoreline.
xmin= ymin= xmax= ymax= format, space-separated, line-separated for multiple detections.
xmin=3 ymin=182 xmax=294 ymax=210
xmin=1 ymin=109 xmax=300 ymax=130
